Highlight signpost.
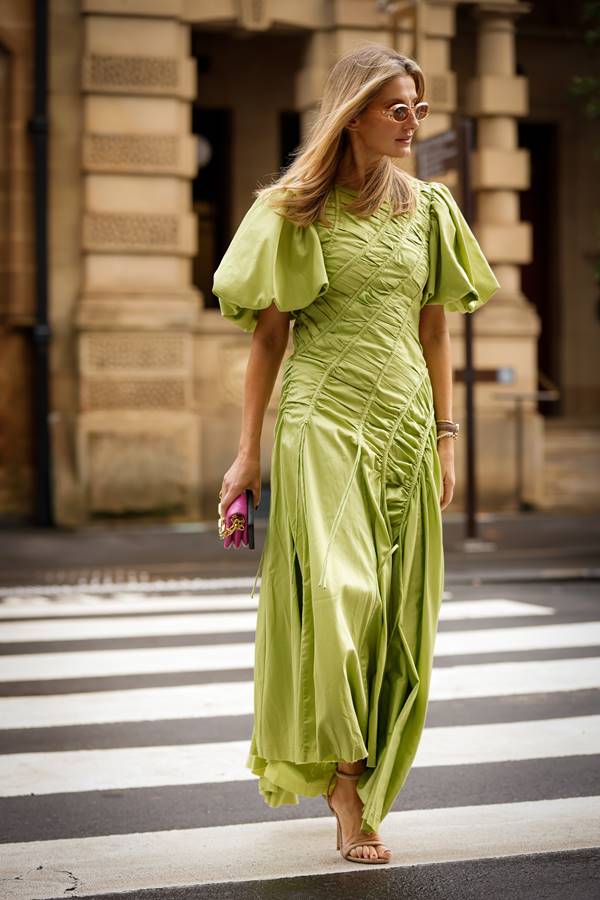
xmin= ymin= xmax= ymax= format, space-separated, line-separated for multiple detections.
xmin=415 ymin=129 xmax=458 ymax=181
xmin=457 ymin=118 xmax=479 ymax=541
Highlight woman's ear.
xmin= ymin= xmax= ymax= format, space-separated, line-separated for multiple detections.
xmin=345 ymin=116 xmax=360 ymax=132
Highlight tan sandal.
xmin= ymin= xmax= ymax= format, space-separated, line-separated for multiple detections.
xmin=325 ymin=767 xmax=392 ymax=864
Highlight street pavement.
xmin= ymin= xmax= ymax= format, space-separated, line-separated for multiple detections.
xmin=0 ymin=514 xmax=598 ymax=897
xmin=0 ymin=511 xmax=599 ymax=589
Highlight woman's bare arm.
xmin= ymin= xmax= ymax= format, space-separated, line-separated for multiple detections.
xmin=419 ymin=305 xmax=455 ymax=510
xmin=219 ymin=303 xmax=291 ymax=516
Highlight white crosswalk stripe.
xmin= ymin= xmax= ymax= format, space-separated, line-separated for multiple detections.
xmin=0 ymin=576 xmax=258 ymax=599
xmin=1 ymin=798 xmax=599 ymax=900
xmin=0 ymin=577 xmax=597 ymax=900
xmin=0 ymin=598 xmax=554 ymax=641
xmin=2 ymin=657 xmax=600 ymax=729
xmin=0 ymin=620 xmax=597 ymax=682
xmin=0 ymin=595 xmax=553 ymax=620
xmin=1 ymin=716 xmax=599 ymax=797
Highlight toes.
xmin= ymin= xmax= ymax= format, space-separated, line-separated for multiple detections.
xmin=348 ymin=843 xmax=390 ymax=860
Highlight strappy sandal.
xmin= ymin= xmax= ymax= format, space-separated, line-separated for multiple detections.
xmin=325 ymin=767 xmax=392 ymax=864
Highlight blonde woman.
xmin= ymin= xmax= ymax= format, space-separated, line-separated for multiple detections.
xmin=214 ymin=43 xmax=499 ymax=865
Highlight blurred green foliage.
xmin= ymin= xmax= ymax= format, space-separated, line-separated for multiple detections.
xmin=570 ymin=1 xmax=600 ymax=284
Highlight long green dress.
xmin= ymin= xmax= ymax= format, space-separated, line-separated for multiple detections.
xmin=212 ymin=175 xmax=500 ymax=834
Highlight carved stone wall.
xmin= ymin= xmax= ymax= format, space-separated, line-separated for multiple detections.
xmin=76 ymin=6 xmax=201 ymax=520
xmin=40 ymin=0 xmax=595 ymax=523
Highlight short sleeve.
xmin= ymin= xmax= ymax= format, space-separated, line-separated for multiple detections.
xmin=421 ymin=181 xmax=500 ymax=313
xmin=212 ymin=194 xmax=329 ymax=333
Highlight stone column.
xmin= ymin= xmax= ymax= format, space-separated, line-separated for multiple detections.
xmin=460 ymin=0 xmax=543 ymax=509
xmin=76 ymin=1 xmax=201 ymax=519
xmin=416 ymin=1 xmax=458 ymax=182
xmin=294 ymin=3 xmax=393 ymax=139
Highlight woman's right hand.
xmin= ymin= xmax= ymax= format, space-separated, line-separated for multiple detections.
xmin=219 ymin=452 xmax=261 ymax=520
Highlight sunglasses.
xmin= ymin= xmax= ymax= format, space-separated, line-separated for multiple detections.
xmin=381 ymin=101 xmax=429 ymax=123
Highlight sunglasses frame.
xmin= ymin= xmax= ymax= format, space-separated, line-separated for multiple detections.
xmin=381 ymin=101 xmax=430 ymax=124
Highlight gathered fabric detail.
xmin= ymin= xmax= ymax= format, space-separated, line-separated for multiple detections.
xmin=318 ymin=428 xmax=364 ymax=589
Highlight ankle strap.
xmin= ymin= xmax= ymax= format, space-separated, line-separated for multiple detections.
xmin=335 ymin=767 xmax=363 ymax=780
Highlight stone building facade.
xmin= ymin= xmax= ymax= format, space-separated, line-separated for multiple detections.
xmin=0 ymin=0 xmax=598 ymax=524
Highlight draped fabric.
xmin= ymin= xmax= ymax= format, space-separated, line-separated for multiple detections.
xmin=212 ymin=176 xmax=500 ymax=834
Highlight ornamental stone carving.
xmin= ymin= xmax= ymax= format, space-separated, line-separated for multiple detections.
xmin=82 ymin=378 xmax=188 ymax=410
xmin=85 ymin=134 xmax=180 ymax=170
xmin=86 ymin=54 xmax=179 ymax=90
xmin=80 ymin=332 xmax=190 ymax=371
xmin=84 ymin=212 xmax=179 ymax=251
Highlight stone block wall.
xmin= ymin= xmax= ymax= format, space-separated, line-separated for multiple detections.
xmin=41 ymin=0 xmax=553 ymax=523
xmin=74 ymin=2 xmax=201 ymax=520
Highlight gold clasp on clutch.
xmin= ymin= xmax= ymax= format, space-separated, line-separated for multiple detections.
xmin=217 ymin=511 xmax=247 ymax=540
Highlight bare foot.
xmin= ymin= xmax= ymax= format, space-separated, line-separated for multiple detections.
xmin=329 ymin=769 xmax=391 ymax=861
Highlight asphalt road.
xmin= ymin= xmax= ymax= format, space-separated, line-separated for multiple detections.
xmin=0 ymin=512 xmax=599 ymax=588
xmin=0 ymin=572 xmax=598 ymax=899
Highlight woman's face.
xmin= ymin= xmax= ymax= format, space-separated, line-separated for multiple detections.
xmin=347 ymin=74 xmax=422 ymax=162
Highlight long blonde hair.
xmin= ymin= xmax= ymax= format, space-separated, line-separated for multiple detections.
xmin=255 ymin=42 xmax=426 ymax=227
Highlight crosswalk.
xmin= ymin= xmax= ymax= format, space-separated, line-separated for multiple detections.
xmin=0 ymin=577 xmax=598 ymax=899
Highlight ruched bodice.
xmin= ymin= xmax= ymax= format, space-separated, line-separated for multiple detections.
xmin=212 ymin=174 xmax=500 ymax=834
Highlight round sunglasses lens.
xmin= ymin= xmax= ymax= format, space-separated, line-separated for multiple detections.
xmin=393 ymin=106 xmax=409 ymax=122
xmin=415 ymin=103 xmax=429 ymax=120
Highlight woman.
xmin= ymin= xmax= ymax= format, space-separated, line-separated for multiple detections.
xmin=213 ymin=43 xmax=499 ymax=865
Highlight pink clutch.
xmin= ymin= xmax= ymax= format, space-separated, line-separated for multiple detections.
xmin=218 ymin=488 xmax=255 ymax=549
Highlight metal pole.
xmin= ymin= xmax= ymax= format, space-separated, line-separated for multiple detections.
xmin=458 ymin=117 xmax=477 ymax=540
xmin=464 ymin=293 xmax=477 ymax=539
xmin=515 ymin=396 xmax=524 ymax=511
xmin=29 ymin=0 xmax=53 ymax=526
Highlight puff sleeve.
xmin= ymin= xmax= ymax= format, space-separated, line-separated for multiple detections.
xmin=212 ymin=194 xmax=330 ymax=333
xmin=421 ymin=181 xmax=500 ymax=313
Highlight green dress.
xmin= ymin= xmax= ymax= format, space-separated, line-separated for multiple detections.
xmin=212 ymin=175 xmax=500 ymax=834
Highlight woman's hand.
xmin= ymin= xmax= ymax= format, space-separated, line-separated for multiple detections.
xmin=219 ymin=451 xmax=261 ymax=519
xmin=437 ymin=437 xmax=455 ymax=510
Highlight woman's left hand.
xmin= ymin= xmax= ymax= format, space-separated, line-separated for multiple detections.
xmin=437 ymin=437 xmax=455 ymax=510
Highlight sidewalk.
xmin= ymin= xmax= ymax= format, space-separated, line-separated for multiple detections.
xmin=0 ymin=512 xmax=598 ymax=589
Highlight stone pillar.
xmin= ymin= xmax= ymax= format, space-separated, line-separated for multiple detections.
xmin=458 ymin=0 xmax=543 ymax=510
xmin=294 ymin=3 xmax=393 ymax=139
xmin=76 ymin=2 xmax=201 ymax=519
xmin=416 ymin=1 xmax=458 ymax=181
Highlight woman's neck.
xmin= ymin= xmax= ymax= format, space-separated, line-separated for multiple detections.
xmin=336 ymin=145 xmax=381 ymax=190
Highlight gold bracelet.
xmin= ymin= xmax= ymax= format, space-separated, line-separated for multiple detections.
xmin=437 ymin=431 xmax=458 ymax=442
